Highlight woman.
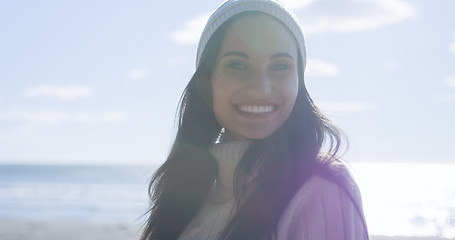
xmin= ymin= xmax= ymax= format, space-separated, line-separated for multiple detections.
xmin=141 ymin=0 xmax=369 ymax=239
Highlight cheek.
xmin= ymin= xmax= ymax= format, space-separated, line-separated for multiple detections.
xmin=211 ymin=76 xmax=240 ymax=104
xmin=284 ymin=91 xmax=298 ymax=118
xmin=279 ymin=79 xmax=299 ymax=118
xmin=211 ymin=78 xmax=232 ymax=116
xmin=287 ymin=87 xmax=299 ymax=104
xmin=211 ymin=78 xmax=223 ymax=105
xmin=280 ymin=77 xmax=299 ymax=103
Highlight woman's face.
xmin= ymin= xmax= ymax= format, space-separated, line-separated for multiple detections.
xmin=211 ymin=13 xmax=299 ymax=140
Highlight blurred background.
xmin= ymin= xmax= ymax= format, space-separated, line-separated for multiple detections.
xmin=0 ymin=0 xmax=454 ymax=239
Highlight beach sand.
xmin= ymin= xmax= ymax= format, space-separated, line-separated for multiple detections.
xmin=0 ymin=219 xmax=452 ymax=240
xmin=0 ymin=219 xmax=142 ymax=240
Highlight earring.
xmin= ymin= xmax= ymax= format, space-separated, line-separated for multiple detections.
xmin=215 ymin=127 xmax=225 ymax=144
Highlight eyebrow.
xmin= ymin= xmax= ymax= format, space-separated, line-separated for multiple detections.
xmin=220 ymin=51 xmax=249 ymax=59
xmin=220 ymin=51 xmax=295 ymax=60
xmin=271 ymin=52 xmax=294 ymax=60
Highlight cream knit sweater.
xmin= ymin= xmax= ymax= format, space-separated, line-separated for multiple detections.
xmin=179 ymin=141 xmax=369 ymax=240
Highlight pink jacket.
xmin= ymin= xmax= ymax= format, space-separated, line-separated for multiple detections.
xmin=276 ymin=172 xmax=369 ymax=239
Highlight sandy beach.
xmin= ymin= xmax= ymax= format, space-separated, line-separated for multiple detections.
xmin=0 ymin=219 xmax=142 ymax=240
xmin=0 ymin=219 xmax=452 ymax=240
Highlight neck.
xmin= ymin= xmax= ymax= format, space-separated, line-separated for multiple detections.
xmin=209 ymin=140 xmax=252 ymax=203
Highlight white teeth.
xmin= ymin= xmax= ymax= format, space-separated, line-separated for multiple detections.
xmin=238 ymin=105 xmax=274 ymax=113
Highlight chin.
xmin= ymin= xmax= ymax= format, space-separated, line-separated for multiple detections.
xmin=247 ymin=133 xmax=273 ymax=140
xmin=228 ymin=129 xmax=275 ymax=140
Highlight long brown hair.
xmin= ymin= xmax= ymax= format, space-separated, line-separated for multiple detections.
xmin=140 ymin=12 xmax=365 ymax=240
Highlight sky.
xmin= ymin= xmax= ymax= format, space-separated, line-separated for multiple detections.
xmin=0 ymin=0 xmax=454 ymax=166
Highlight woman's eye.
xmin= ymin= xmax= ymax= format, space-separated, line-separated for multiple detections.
xmin=226 ymin=61 xmax=246 ymax=70
xmin=270 ymin=63 xmax=290 ymax=71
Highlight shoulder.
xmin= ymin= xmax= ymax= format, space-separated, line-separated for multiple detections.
xmin=276 ymin=162 xmax=369 ymax=240
xmin=287 ymin=162 xmax=364 ymax=213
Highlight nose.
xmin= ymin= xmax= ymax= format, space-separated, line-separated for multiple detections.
xmin=247 ymin=68 xmax=272 ymax=95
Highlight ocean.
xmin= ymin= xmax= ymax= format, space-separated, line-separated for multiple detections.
xmin=0 ymin=165 xmax=153 ymax=224
xmin=0 ymin=162 xmax=454 ymax=238
xmin=351 ymin=162 xmax=455 ymax=239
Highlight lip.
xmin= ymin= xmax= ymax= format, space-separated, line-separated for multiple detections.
xmin=233 ymin=102 xmax=279 ymax=119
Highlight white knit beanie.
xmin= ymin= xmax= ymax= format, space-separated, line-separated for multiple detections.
xmin=196 ymin=0 xmax=307 ymax=72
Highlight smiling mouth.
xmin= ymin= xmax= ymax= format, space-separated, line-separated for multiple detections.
xmin=236 ymin=104 xmax=277 ymax=114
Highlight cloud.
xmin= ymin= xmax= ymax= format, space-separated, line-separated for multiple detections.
xmin=23 ymin=84 xmax=93 ymax=100
xmin=168 ymin=0 xmax=317 ymax=46
xmin=0 ymin=110 xmax=127 ymax=125
xmin=446 ymin=76 xmax=455 ymax=87
xmin=306 ymin=59 xmax=339 ymax=77
xmin=170 ymin=0 xmax=416 ymax=45
xmin=433 ymin=94 xmax=454 ymax=103
xmin=450 ymin=41 xmax=455 ymax=55
xmin=170 ymin=13 xmax=211 ymax=45
xmin=281 ymin=0 xmax=319 ymax=10
xmin=166 ymin=55 xmax=188 ymax=67
xmin=384 ymin=60 xmax=399 ymax=72
xmin=300 ymin=0 xmax=416 ymax=34
xmin=317 ymin=101 xmax=376 ymax=113
xmin=128 ymin=69 xmax=147 ymax=80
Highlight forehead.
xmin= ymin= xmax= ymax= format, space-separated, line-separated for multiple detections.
xmin=219 ymin=13 xmax=298 ymax=58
